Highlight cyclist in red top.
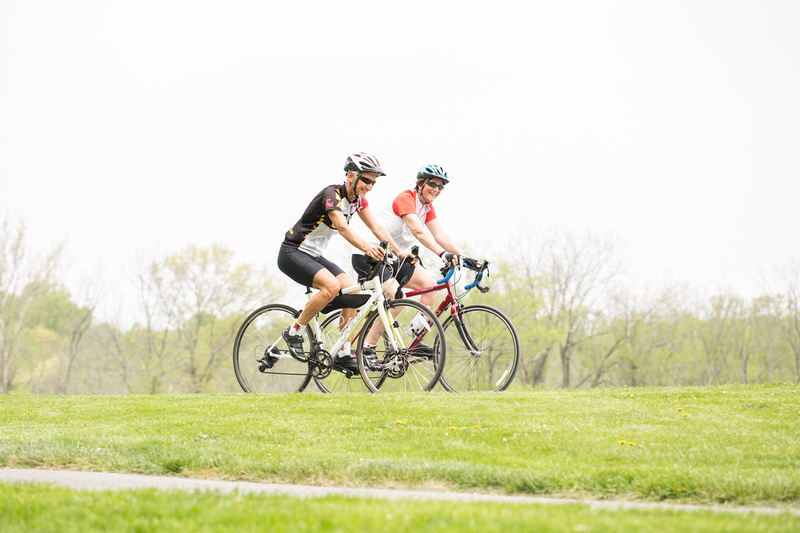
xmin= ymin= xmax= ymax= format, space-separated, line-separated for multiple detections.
xmin=278 ymin=152 xmax=402 ymax=371
xmin=351 ymin=164 xmax=462 ymax=361
xmin=353 ymin=163 xmax=462 ymax=307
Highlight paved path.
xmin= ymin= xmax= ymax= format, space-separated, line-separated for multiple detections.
xmin=2 ymin=468 xmax=798 ymax=517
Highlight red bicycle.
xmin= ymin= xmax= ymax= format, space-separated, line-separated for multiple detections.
xmin=403 ymin=257 xmax=520 ymax=392
xmin=315 ymin=254 xmax=519 ymax=393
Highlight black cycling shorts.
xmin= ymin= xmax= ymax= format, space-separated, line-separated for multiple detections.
xmin=278 ymin=245 xmax=344 ymax=288
xmin=351 ymin=253 xmax=415 ymax=286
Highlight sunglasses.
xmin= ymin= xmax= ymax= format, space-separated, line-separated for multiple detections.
xmin=358 ymin=175 xmax=377 ymax=186
xmin=425 ymin=180 xmax=445 ymax=191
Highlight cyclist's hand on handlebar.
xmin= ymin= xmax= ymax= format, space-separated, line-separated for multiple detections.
xmin=399 ymin=252 xmax=418 ymax=265
xmin=464 ymin=257 xmax=482 ymax=270
xmin=438 ymin=251 xmax=462 ymax=267
xmin=365 ymin=245 xmax=386 ymax=262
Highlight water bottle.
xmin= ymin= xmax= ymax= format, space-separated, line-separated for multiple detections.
xmin=405 ymin=314 xmax=431 ymax=337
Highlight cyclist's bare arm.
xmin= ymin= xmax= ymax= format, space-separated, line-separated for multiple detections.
xmin=401 ymin=214 xmax=462 ymax=257
xmin=329 ymin=210 xmax=385 ymax=261
xmin=357 ymin=207 xmax=404 ymax=256
xmin=426 ymin=218 xmax=462 ymax=256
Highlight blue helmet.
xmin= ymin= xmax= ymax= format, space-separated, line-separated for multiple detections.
xmin=416 ymin=164 xmax=449 ymax=184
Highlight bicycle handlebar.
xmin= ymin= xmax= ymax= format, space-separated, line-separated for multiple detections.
xmin=360 ymin=240 xmax=398 ymax=282
xmin=435 ymin=266 xmax=457 ymax=285
xmin=436 ymin=256 xmax=491 ymax=293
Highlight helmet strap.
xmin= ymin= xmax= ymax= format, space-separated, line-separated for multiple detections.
xmin=417 ymin=180 xmax=431 ymax=205
xmin=347 ymin=171 xmax=360 ymax=201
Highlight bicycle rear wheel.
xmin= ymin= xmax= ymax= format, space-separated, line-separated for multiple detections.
xmin=232 ymin=304 xmax=313 ymax=393
xmin=357 ymin=299 xmax=445 ymax=393
xmin=439 ymin=304 xmax=520 ymax=392
xmin=314 ymin=311 xmax=375 ymax=393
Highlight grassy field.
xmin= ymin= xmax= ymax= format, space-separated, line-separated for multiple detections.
xmin=2 ymin=384 xmax=799 ymax=531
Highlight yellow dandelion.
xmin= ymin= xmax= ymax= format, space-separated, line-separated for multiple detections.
xmin=473 ymin=425 xmax=480 ymax=429
xmin=618 ymin=440 xmax=626 ymax=445
xmin=448 ymin=426 xmax=457 ymax=431
xmin=629 ymin=394 xmax=635 ymax=397
xmin=678 ymin=408 xmax=684 ymax=411
xmin=628 ymin=441 xmax=636 ymax=446
xmin=682 ymin=413 xmax=688 ymax=417
xmin=396 ymin=420 xmax=406 ymax=425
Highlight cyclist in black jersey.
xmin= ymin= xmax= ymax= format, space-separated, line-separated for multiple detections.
xmin=277 ymin=152 xmax=403 ymax=371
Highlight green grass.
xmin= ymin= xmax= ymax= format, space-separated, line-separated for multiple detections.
xmin=2 ymin=482 xmax=798 ymax=533
xmin=1 ymin=384 xmax=799 ymax=531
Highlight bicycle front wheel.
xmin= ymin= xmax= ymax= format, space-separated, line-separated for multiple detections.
xmin=357 ymin=299 xmax=445 ymax=393
xmin=439 ymin=304 xmax=520 ymax=392
xmin=232 ymin=304 xmax=313 ymax=393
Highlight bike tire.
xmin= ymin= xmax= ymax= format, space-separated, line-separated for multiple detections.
xmin=356 ymin=298 xmax=445 ymax=393
xmin=232 ymin=304 xmax=314 ymax=393
xmin=439 ymin=304 xmax=520 ymax=392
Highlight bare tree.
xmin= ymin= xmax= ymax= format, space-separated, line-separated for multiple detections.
xmin=487 ymin=259 xmax=554 ymax=387
xmin=694 ymin=293 xmax=738 ymax=385
xmin=768 ymin=258 xmax=800 ymax=383
xmin=0 ymin=215 xmax=63 ymax=393
xmin=515 ymin=228 xmax=627 ymax=388
xmin=603 ymin=284 xmax=687 ymax=386
xmin=57 ymin=275 xmax=101 ymax=394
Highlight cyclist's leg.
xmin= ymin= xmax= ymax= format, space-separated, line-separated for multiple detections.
xmin=360 ymin=266 xmax=434 ymax=347
xmin=404 ymin=267 xmax=438 ymax=309
xmin=363 ymin=268 xmax=436 ymax=362
xmin=278 ymin=246 xmax=343 ymax=357
xmin=335 ymin=271 xmax=357 ymax=326
xmin=352 ymin=253 xmax=398 ymax=298
xmin=314 ymin=310 xmax=376 ymax=393
xmin=351 ymin=253 xmax=397 ymax=348
xmin=357 ymin=299 xmax=445 ymax=393
xmin=278 ymin=247 xmax=343 ymax=324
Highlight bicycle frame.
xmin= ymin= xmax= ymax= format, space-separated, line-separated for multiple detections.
xmin=404 ymin=261 xmax=489 ymax=353
xmin=404 ymin=260 xmax=482 ymax=321
xmin=309 ymin=277 xmax=402 ymax=356
xmin=264 ymin=270 xmax=405 ymax=363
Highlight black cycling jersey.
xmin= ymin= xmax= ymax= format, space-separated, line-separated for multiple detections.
xmin=282 ymin=183 xmax=367 ymax=257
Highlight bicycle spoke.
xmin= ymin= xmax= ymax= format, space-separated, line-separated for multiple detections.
xmin=440 ymin=304 xmax=520 ymax=392
xmin=232 ymin=304 xmax=313 ymax=393
xmin=357 ymin=299 xmax=445 ymax=393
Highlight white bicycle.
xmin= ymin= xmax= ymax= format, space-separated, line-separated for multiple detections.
xmin=232 ymin=243 xmax=446 ymax=393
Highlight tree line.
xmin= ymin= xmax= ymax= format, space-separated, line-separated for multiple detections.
xmin=2 ymin=215 xmax=798 ymax=394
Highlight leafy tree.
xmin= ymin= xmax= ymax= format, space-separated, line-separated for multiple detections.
xmin=131 ymin=244 xmax=284 ymax=393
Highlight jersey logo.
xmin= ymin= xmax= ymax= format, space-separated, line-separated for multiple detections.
xmin=325 ymin=198 xmax=336 ymax=210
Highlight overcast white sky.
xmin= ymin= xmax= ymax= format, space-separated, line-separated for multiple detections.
xmin=2 ymin=1 xmax=799 ymax=317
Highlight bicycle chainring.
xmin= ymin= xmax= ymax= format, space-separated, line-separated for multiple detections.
xmin=383 ymin=351 xmax=408 ymax=379
xmin=309 ymin=349 xmax=333 ymax=380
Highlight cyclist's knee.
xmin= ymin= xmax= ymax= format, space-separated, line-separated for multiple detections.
xmin=314 ymin=272 xmax=342 ymax=300
xmin=318 ymin=280 xmax=341 ymax=300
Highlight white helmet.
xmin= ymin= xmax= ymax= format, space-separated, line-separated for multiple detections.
xmin=343 ymin=152 xmax=386 ymax=176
